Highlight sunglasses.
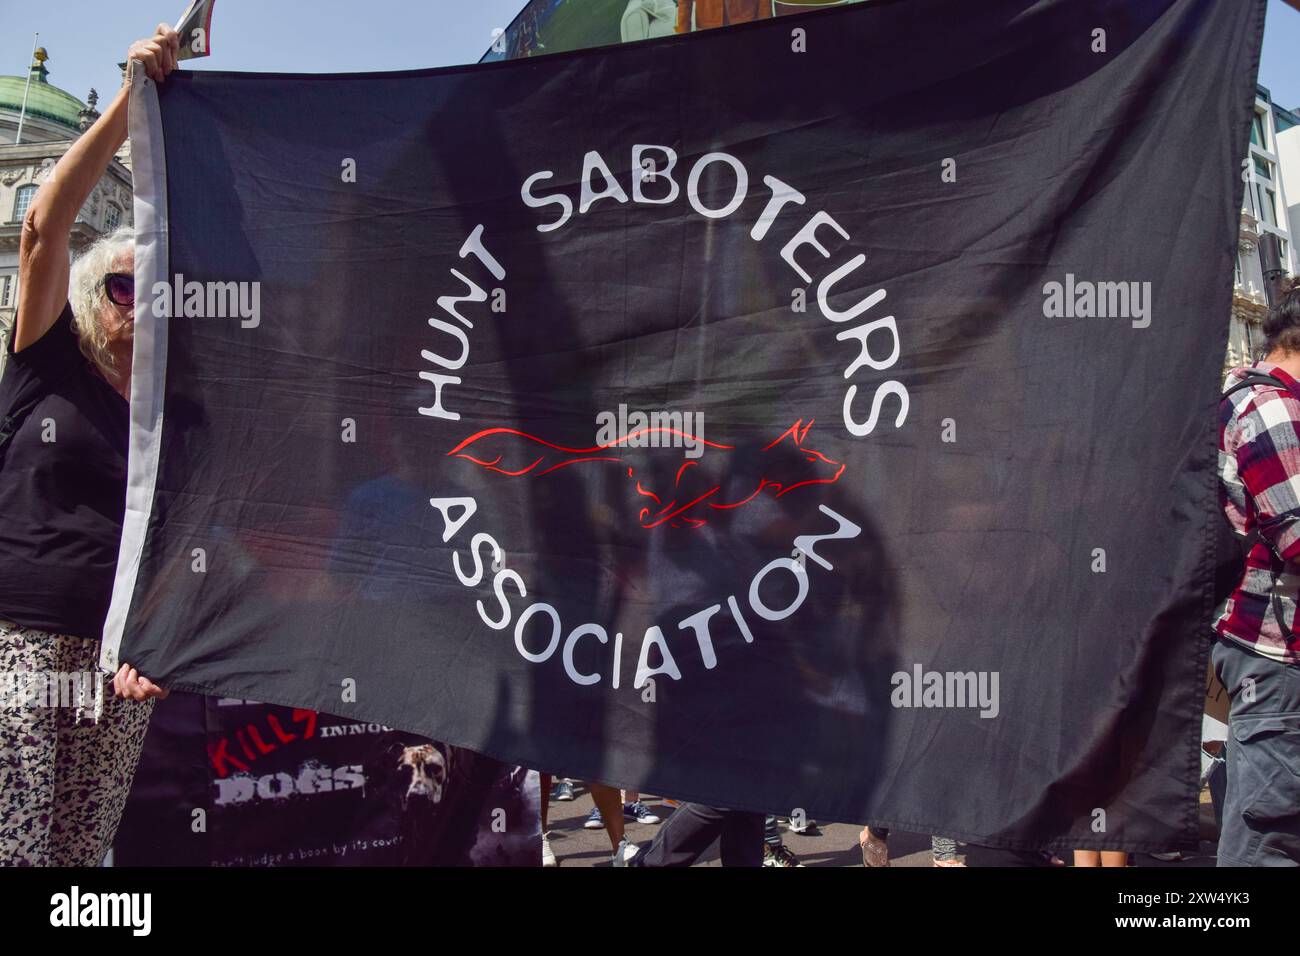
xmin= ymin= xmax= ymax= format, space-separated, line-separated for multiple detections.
xmin=103 ymin=272 xmax=134 ymax=308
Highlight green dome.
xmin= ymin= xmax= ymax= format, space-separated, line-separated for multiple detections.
xmin=0 ymin=70 xmax=85 ymax=132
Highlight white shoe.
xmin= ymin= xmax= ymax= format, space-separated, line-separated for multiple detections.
xmin=542 ymin=833 xmax=557 ymax=868
xmin=612 ymin=838 xmax=639 ymax=867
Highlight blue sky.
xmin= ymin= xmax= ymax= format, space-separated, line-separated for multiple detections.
xmin=6 ymin=0 xmax=1300 ymax=111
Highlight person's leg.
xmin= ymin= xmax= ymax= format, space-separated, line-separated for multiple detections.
xmin=537 ymin=773 xmax=556 ymax=867
xmin=1099 ymin=851 xmax=1129 ymax=867
xmin=931 ymin=835 xmax=961 ymax=865
xmin=764 ymin=813 xmax=783 ymax=849
xmin=538 ymin=775 xmax=559 ymax=868
xmin=1213 ymin=640 xmax=1300 ymax=866
xmin=1073 ymin=850 xmax=1100 ymax=867
xmin=859 ymin=825 xmax=889 ymax=866
xmin=718 ymin=810 xmax=766 ymax=866
xmin=622 ymin=789 xmax=660 ymax=823
xmin=762 ymin=813 xmax=806 ymax=864
xmin=0 ymin=621 xmax=59 ymax=865
xmin=588 ymin=782 xmax=625 ymax=851
xmin=47 ymin=634 xmax=154 ymax=866
xmin=1207 ymin=745 xmax=1227 ymax=831
xmin=633 ymin=802 xmax=728 ymax=867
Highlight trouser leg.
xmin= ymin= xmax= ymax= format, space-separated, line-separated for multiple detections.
xmin=1212 ymin=640 xmax=1300 ymax=867
xmin=932 ymin=835 xmax=958 ymax=862
xmin=719 ymin=811 xmax=765 ymax=866
xmin=764 ymin=813 xmax=782 ymax=849
xmin=0 ymin=622 xmax=59 ymax=865
xmin=634 ymin=803 xmax=760 ymax=867
xmin=47 ymin=633 xmax=154 ymax=866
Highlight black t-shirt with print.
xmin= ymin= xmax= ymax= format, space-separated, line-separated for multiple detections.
xmin=0 ymin=302 xmax=129 ymax=640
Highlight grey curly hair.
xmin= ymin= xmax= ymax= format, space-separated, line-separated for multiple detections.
xmin=68 ymin=225 xmax=133 ymax=377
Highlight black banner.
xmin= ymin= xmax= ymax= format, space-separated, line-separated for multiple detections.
xmin=105 ymin=0 xmax=1264 ymax=849
xmin=114 ymin=693 xmax=540 ymax=866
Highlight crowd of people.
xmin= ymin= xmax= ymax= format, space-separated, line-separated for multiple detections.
xmin=537 ymin=784 xmax=984 ymax=867
xmin=0 ymin=23 xmax=1297 ymax=869
xmin=534 ymin=779 xmax=1230 ymax=867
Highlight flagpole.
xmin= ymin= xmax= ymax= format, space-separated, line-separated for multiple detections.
xmin=14 ymin=33 xmax=38 ymax=145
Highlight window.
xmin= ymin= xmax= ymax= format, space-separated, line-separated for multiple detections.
xmin=104 ymin=203 xmax=121 ymax=232
xmin=12 ymin=184 xmax=36 ymax=223
xmin=1251 ymin=111 xmax=1267 ymax=148
xmin=1255 ymin=183 xmax=1277 ymax=226
xmin=1254 ymin=155 xmax=1273 ymax=181
xmin=0 ymin=274 xmax=11 ymax=308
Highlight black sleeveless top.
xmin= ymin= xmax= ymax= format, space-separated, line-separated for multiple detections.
xmin=0 ymin=302 xmax=129 ymax=640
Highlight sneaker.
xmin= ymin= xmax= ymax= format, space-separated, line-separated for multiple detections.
xmin=542 ymin=833 xmax=557 ymax=868
xmin=612 ymin=838 xmax=640 ymax=867
xmin=933 ymin=857 xmax=966 ymax=867
xmin=1149 ymin=851 xmax=1185 ymax=862
xmin=551 ymin=779 xmax=575 ymax=802
xmin=786 ymin=818 xmax=820 ymax=836
xmin=763 ymin=844 xmax=805 ymax=867
xmin=623 ymin=801 xmax=661 ymax=824
xmin=582 ymin=806 xmax=604 ymax=830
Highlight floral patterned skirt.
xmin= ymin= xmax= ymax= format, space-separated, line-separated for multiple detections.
xmin=0 ymin=618 xmax=154 ymax=866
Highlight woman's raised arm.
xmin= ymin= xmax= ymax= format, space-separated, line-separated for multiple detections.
xmin=13 ymin=25 xmax=179 ymax=351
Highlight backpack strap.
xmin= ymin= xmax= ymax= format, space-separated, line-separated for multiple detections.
xmin=1222 ymin=371 xmax=1286 ymax=400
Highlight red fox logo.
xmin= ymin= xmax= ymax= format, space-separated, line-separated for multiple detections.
xmin=448 ymin=418 xmax=844 ymax=529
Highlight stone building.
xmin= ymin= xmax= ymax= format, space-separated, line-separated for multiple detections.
xmin=0 ymin=48 xmax=132 ymax=344
xmin=1226 ymin=85 xmax=1300 ymax=369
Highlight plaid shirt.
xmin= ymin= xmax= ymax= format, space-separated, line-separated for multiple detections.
xmin=1217 ymin=362 xmax=1300 ymax=664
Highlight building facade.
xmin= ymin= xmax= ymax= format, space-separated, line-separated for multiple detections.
xmin=0 ymin=49 xmax=132 ymax=345
xmin=1227 ymin=85 xmax=1300 ymax=369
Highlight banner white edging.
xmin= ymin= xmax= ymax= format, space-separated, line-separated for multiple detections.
xmin=100 ymin=66 xmax=169 ymax=674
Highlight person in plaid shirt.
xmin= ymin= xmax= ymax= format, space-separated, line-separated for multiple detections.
xmin=1215 ymin=276 xmax=1300 ymax=866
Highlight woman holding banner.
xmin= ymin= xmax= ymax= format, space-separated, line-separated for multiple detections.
xmin=0 ymin=25 xmax=180 ymax=866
